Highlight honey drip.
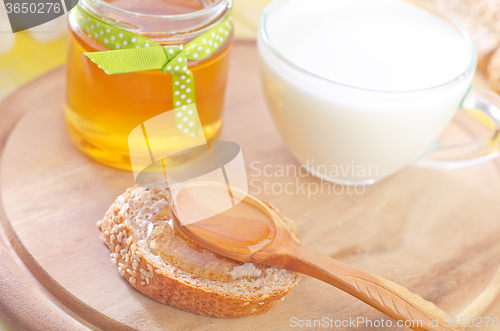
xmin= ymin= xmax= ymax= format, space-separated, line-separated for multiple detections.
xmin=147 ymin=208 xmax=265 ymax=282
xmin=105 ymin=0 xmax=215 ymax=15
xmin=172 ymin=183 xmax=276 ymax=255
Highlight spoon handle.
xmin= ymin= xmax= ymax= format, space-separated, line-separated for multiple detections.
xmin=268 ymin=243 xmax=462 ymax=331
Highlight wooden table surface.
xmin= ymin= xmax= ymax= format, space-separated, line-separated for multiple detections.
xmin=1 ymin=41 xmax=500 ymax=330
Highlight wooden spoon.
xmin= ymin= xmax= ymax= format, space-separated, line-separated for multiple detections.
xmin=170 ymin=182 xmax=462 ymax=331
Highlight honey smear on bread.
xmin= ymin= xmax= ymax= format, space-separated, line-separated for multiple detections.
xmin=99 ymin=185 xmax=300 ymax=318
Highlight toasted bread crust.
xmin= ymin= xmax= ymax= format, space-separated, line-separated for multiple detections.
xmin=100 ymin=186 xmax=300 ymax=318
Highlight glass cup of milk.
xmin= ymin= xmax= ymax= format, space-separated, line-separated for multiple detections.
xmin=258 ymin=0 xmax=500 ymax=185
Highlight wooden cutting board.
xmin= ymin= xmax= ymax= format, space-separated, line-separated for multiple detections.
xmin=1 ymin=41 xmax=500 ymax=331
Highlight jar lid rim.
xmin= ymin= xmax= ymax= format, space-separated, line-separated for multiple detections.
xmin=81 ymin=0 xmax=229 ymax=20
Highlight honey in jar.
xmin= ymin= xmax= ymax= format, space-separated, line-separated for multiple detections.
xmin=65 ymin=0 xmax=233 ymax=170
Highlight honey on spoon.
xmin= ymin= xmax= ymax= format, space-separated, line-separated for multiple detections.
xmin=170 ymin=181 xmax=462 ymax=331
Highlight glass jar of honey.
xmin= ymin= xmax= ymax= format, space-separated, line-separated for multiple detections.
xmin=65 ymin=0 xmax=233 ymax=170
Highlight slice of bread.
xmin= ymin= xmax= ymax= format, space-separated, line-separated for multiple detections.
xmin=99 ymin=185 xmax=300 ymax=318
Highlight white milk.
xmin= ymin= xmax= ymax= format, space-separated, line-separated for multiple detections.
xmin=258 ymin=0 xmax=475 ymax=183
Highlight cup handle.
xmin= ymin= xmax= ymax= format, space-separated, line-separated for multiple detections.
xmin=415 ymin=85 xmax=500 ymax=169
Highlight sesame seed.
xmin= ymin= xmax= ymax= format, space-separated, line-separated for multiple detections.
xmin=145 ymin=277 xmax=150 ymax=284
xmin=119 ymin=263 xmax=125 ymax=268
xmin=126 ymin=269 xmax=133 ymax=275
xmin=110 ymin=235 xmax=115 ymax=243
xmin=132 ymin=270 xmax=137 ymax=277
xmin=131 ymin=244 xmax=137 ymax=252
xmin=129 ymin=277 xmax=136 ymax=284
xmin=258 ymin=302 xmax=265 ymax=305
xmin=114 ymin=245 xmax=121 ymax=253
xmin=120 ymin=270 xmax=125 ymax=276
xmin=147 ymin=264 xmax=153 ymax=272
xmin=133 ymin=262 xmax=138 ymax=270
xmin=155 ymin=269 xmax=161 ymax=274
xmin=141 ymin=281 xmax=146 ymax=286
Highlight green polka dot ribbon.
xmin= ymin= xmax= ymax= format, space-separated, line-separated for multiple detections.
xmin=72 ymin=4 xmax=232 ymax=136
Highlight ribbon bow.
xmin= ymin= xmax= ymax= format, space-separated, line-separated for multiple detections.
xmin=72 ymin=4 xmax=232 ymax=132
